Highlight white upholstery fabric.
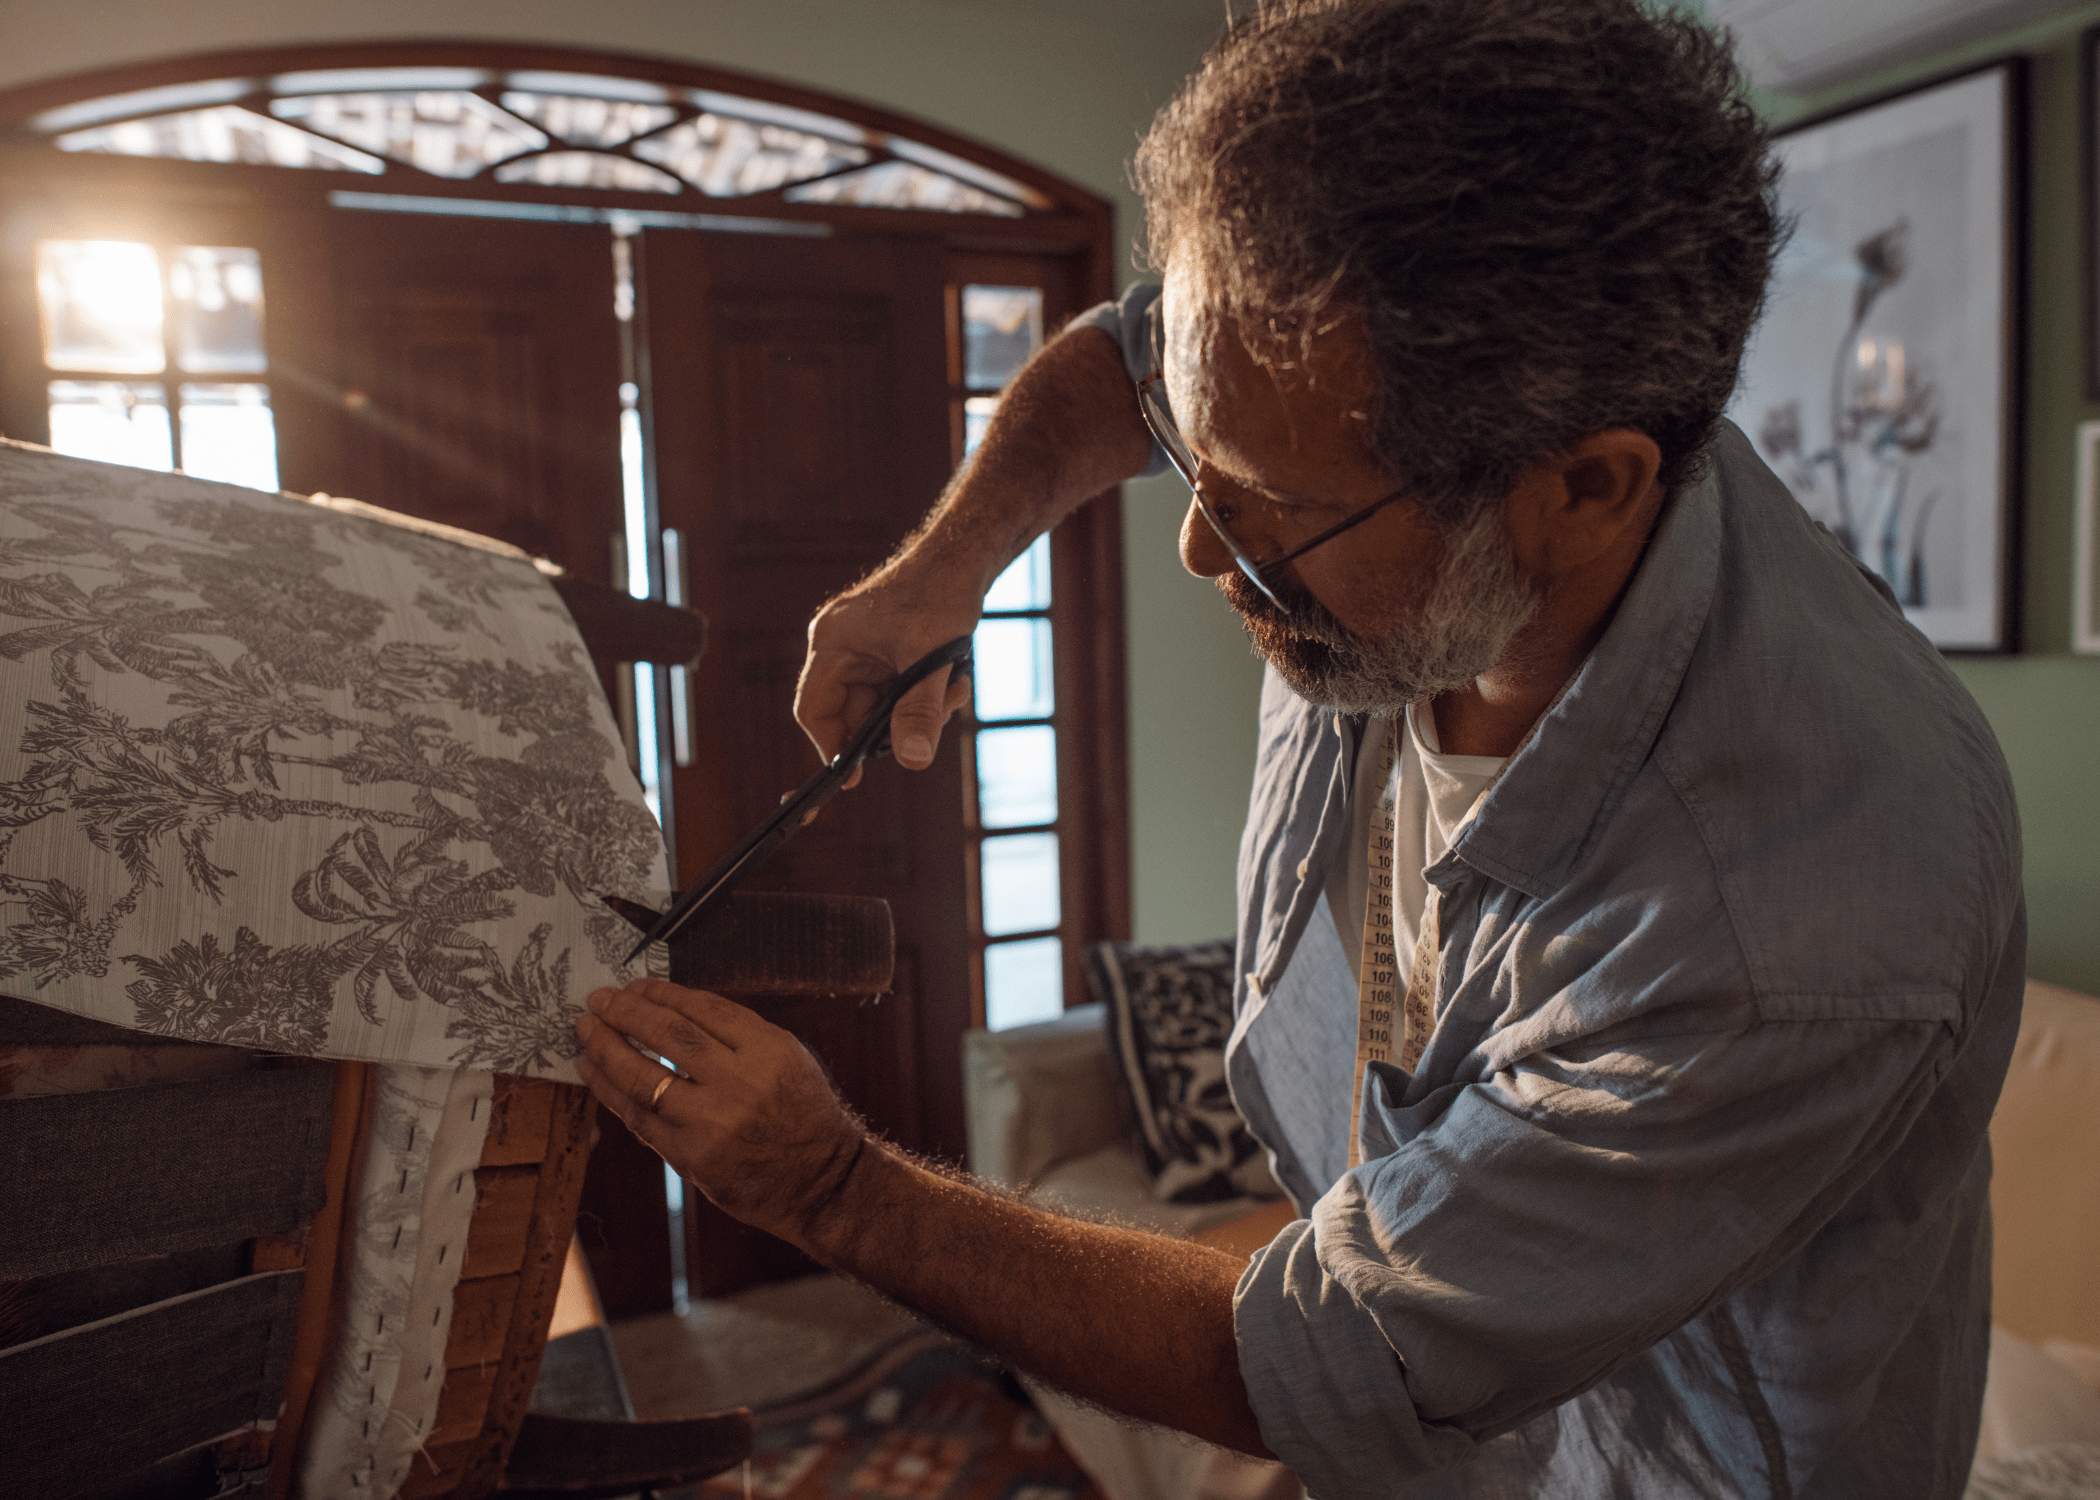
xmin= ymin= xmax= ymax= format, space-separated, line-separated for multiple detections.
xmin=1991 ymin=982 xmax=2100 ymax=1348
xmin=964 ymin=1003 xmax=1128 ymax=1190
xmin=1 ymin=445 xmax=672 ymax=1499
xmin=302 ymin=1065 xmax=494 ymax=1498
xmin=0 ymin=443 xmax=666 ymax=1077
xmin=1034 ymin=1144 xmax=1267 ymax=1239
xmin=1977 ymin=1327 xmax=2100 ymax=1465
xmin=964 ymin=1006 xmax=1291 ymax=1500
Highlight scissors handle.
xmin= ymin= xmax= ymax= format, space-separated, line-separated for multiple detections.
xmin=619 ymin=636 xmax=973 ymax=964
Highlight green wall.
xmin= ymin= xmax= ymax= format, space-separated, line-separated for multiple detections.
xmin=1760 ymin=7 xmax=2100 ymax=992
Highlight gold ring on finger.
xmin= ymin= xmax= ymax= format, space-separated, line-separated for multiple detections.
xmin=648 ymin=1072 xmax=675 ymax=1111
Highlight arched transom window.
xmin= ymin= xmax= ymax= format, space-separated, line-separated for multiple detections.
xmin=26 ymin=65 xmax=1055 ymax=216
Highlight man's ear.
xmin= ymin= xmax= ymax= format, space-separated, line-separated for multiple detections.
xmin=1503 ymin=429 xmax=1663 ymax=577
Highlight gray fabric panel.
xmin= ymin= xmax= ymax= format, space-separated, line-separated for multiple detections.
xmin=4 ymin=1242 xmax=252 ymax=1350
xmin=0 ymin=1065 xmax=335 ymax=1279
xmin=0 ymin=1269 xmax=303 ymax=1499
xmin=0 ymin=993 xmax=228 ymax=1049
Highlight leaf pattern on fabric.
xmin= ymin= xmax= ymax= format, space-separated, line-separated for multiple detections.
xmin=0 ymin=445 xmax=665 ymax=1074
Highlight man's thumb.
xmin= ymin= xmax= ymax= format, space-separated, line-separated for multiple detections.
xmin=888 ymin=669 xmax=954 ymax=770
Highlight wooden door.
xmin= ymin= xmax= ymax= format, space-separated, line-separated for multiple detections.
xmin=280 ymin=211 xmax=683 ymax=1315
xmin=640 ymin=224 xmax=966 ymax=1289
xmin=281 ymin=212 xmax=625 ymax=586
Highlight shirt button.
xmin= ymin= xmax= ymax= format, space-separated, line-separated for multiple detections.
xmin=1295 ymin=857 xmax=1310 ymax=881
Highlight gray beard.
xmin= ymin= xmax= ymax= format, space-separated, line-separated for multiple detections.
xmin=1220 ymin=503 xmax=1540 ymax=713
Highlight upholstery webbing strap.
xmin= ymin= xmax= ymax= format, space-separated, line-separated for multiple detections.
xmin=0 ymin=1269 xmax=304 ymax=1495
xmin=0 ymin=1065 xmax=335 ymax=1280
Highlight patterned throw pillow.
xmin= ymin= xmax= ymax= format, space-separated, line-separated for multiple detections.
xmin=1087 ymin=940 xmax=1281 ymax=1204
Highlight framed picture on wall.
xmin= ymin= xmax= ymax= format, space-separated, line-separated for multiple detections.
xmin=1728 ymin=59 xmax=2027 ymax=653
xmin=2086 ymin=25 xmax=2100 ymax=402
xmin=2077 ymin=421 xmax=2100 ymax=652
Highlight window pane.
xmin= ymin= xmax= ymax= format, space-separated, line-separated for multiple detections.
xmin=983 ymin=533 xmax=1051 ymax=612
xmin=963 ymin=395 xmax=997 ymax=459
xmin=178 ymin=383 xmax=278 ymax=492
xmin=494 ymin=150 xmax=682 ymax=193
xmin=38 ymin=241 xmax=164 ymax=374
xmin=270 ymin=92 xmax=545 ymax=178
xmin=635 ymin=114 xmax=868 ymax=196
xmin=55 ymin=106 xmax=386 ymax=173
xmin=981 ymin=832 xmax=1059 ymax=936
xmin=48 ymin=381 xmax=172 ymax=472
xmin=972 ymin=617 xmax=1053 ymax=721
xmin=962 ymin=286 xmax=1042 ymax=390
xmin=977 ymin=725 xmax=1057 ymax=829
xmin=498 ymin=92 xmax=677 ymax=148
xmin=31 ymin=79 xmax=252 ymax=134
xmin=785 ymin=161 xmax=1023 ymax=217
xmin=170 ymin=247 xmax=266 ymax=375
xmin=986 ymin=937 xmax=1065 ymax=1031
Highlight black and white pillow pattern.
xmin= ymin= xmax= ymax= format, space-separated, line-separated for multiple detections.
xmin=1088 ymin=940 xmax=1280 ymax=1204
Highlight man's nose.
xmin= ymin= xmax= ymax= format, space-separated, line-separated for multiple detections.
xmin=1180 ymin=497 xmax=1235 ymax=579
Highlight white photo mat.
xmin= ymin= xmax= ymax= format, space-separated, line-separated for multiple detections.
xmin=1729 ymin=63 xmax=2021 ymax=651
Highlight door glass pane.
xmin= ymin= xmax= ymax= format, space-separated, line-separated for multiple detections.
xmin=962 ymin=395 xmax=998 ymax=459
xmin=270 ymin=92 xmax=546 ymax=177
xmin=981 ymin=832 xmax=1059 ymax=936
xmin=47 ymin=381 xmax=172 ymax=472
xmin=178 ymin=383 xmax=279 ymax=491
xmin=962 ymin=286 xmax=1042 ymax=390
xmin=983 ymin=534 xmax=1051 ymax=612
xmin=986 ymin=937 xmax=1065 ymax=1031
xmin=972 ymin=617 xmax=1053 ymax=721
xmin=977 ymin=725 xmax=1057 ymax=829
xmin=169 ymin=247 xmax=266 ymax=374
xmin=38 ymin=241 xmax=164 ymax=374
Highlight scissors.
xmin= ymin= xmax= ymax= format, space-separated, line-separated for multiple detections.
xmin=612 ymin=635 xmax=974 ymax=964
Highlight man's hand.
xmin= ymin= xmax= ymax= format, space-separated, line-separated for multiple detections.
xmin=795 ymin=580 xmax=980 ymax=780
xmin=793 ymin=323 xmax=1153 ymax=785
xmin=572 ymin=979 xmax=866 ymax=1249
xmin=572 ymin=976 xmax=1274 ymax=1457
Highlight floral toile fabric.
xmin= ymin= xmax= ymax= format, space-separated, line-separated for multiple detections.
xmin=0 ymin=442 xmax=665 ymax=1078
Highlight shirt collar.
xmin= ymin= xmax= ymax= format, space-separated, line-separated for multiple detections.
xmin=1447 ymin=453 xmax=1724 ymax=899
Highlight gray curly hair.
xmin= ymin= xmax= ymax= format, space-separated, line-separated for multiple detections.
xmin=1132 ymin=0 xmax=1781 ymax=519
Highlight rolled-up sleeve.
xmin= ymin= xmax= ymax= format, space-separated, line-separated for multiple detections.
xmin=1232 ymin=1011 xmax=1954 ymax=1497
xmin=1067 ymin=281 xmax=1170 ymax=478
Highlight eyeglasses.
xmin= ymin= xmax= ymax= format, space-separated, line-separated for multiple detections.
xmin=1135 ymin=370 xmax=1409 ymax=613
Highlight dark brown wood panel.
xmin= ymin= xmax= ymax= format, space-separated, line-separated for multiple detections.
xmin=641 ymin=226 xmax=971 ymax=1194
xmin=308 ymin=214 xmax=623 ymax=582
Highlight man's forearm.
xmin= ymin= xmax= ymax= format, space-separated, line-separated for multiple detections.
xmin=885 ymin=322 xmax=1154 ymax=593
xmin=801 ymin=1139 xmax=1273 ymax=1458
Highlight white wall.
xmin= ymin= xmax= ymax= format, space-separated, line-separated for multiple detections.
xmin=2 ymin=0 xmax=1266 ymax=945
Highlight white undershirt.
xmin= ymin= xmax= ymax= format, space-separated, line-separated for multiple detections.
xmin=1328 ymin=704 xmax=1507 ymax=981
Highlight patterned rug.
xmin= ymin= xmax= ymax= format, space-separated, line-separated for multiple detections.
xmin=665 ymin=1331 xmax=1104 ymax=1500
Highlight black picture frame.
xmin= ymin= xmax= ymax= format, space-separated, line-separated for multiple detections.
xmin=1731 ymin=57 xmax=2029 ymax=654
xmin=2085 ymin=25 xmax=2100 ymax=404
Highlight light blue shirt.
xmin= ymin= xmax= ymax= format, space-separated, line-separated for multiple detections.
xmin=1079 ymin=283 xmax=2025 ymax=1499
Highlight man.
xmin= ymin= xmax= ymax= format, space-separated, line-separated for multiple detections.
xmin=573 ymin=2 xmax=2025 ymax=1495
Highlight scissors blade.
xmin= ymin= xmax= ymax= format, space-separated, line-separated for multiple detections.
xmin=617 ymin=635 xmax=972 ymax=965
